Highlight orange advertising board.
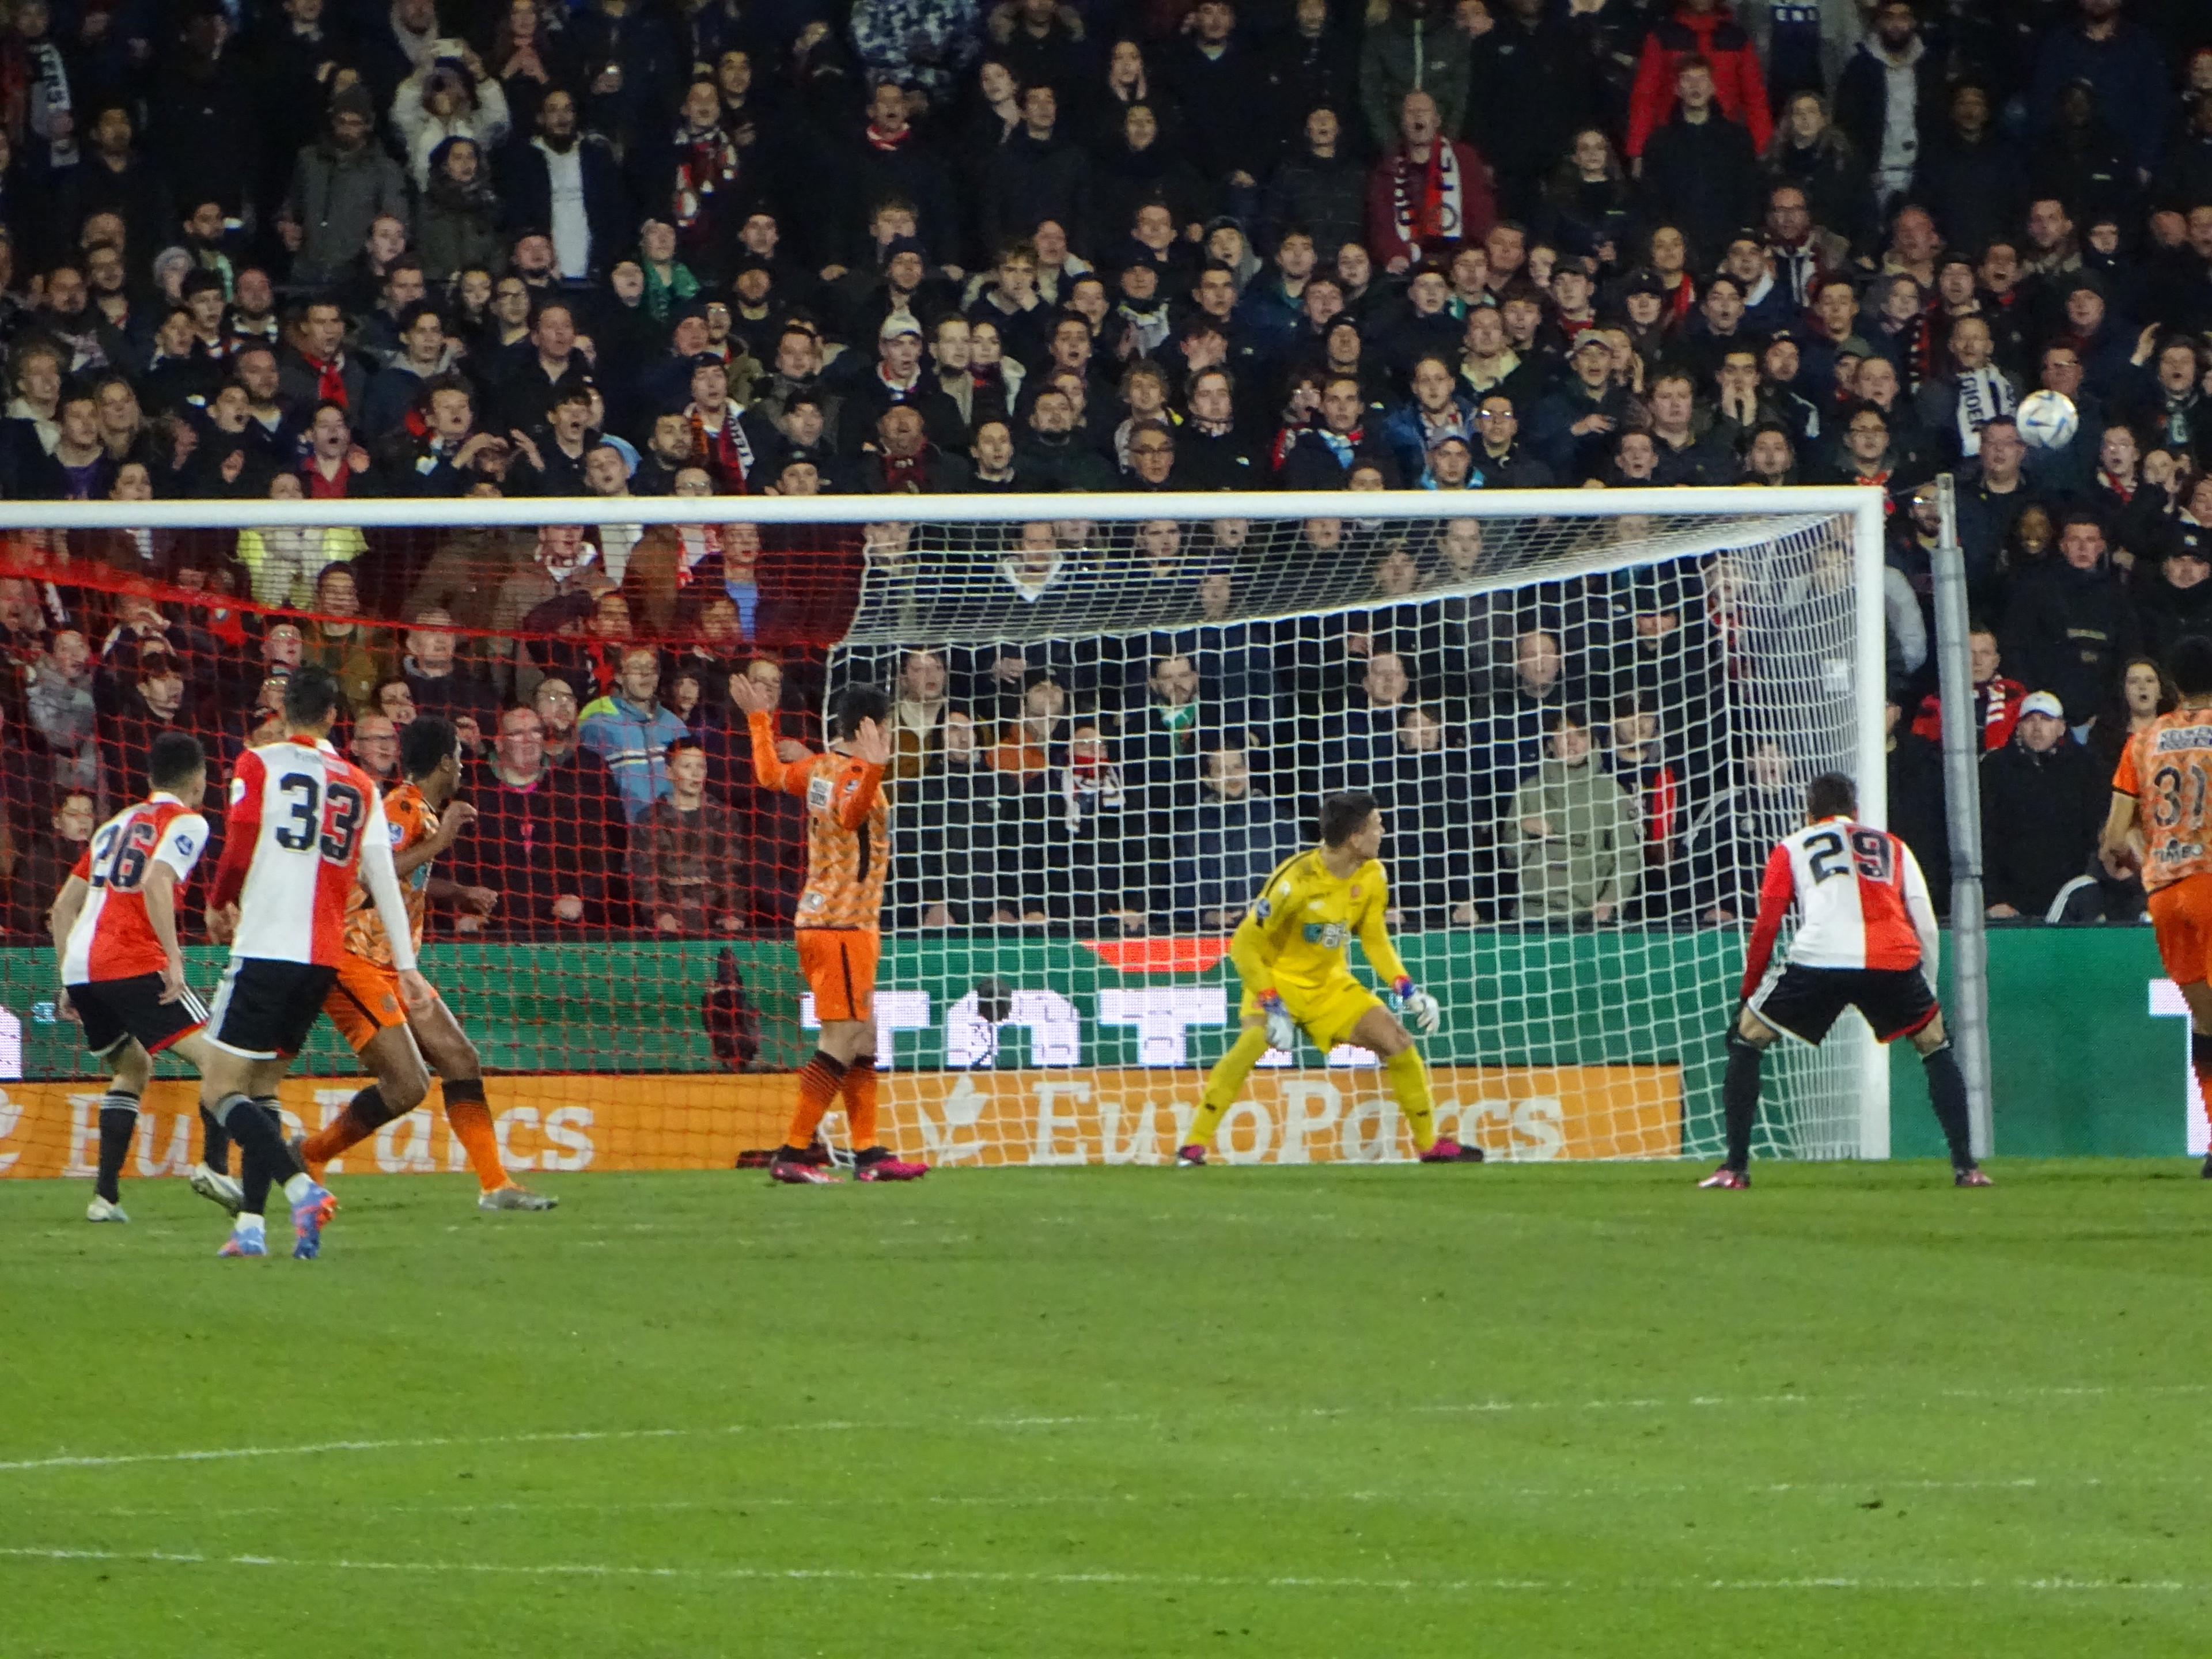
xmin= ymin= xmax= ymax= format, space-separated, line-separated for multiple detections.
xmin=0 ymin=1063 xmax=1679 ymax=1179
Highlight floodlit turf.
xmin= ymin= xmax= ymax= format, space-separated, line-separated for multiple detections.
xmin=5 ymin=1162 xmax=2212 ymax=1657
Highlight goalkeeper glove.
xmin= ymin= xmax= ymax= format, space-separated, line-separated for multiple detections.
xmin=1256 ymin=991 xmax=1298 ymax=1055
xmin=1389 ymin=978 xmax=1441 ymax=1036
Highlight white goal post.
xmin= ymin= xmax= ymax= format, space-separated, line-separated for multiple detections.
xmin=0 ymin=485 xmax=1890 ymax=1166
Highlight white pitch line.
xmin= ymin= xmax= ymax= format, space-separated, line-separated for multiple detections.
xmin=3 ymin=1381 xmax=2202 ymax=1476
xmin=26 ymin=1473 xmax=2129 ymax=1522
xmin=0 ymin=1547 xmax=2194 ymax=1596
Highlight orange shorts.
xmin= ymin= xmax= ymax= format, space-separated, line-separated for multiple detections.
xmin=324 ymin=952 xmax=410 ymax=1054
xmin=797 ymin=929 xmax=878 ymax=1024
xmin=2150 ymin=874 xmax=2212 ymax=987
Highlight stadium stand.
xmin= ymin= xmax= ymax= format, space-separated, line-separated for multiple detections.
xmin=0 ymin=0 xmax=2209 ymax=953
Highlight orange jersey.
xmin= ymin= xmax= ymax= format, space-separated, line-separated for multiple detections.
xmin=2115 ymin=706 xmax=2212 ymax=892
xmin=342 ymin=782 xmax=435 ymax=964
xmin=748 ymin=711 xmax=888 ymax=930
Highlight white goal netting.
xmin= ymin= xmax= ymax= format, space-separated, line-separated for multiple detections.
xmin=825 ymin=490 xmax=1888 ymax=1168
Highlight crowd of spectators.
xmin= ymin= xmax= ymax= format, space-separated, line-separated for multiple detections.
xmin=0 ymin=0 xmax=2209 ymax=938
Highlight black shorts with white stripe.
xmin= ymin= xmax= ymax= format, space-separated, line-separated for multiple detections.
xmin=67 ymin=973 xmax=209 ymax=1058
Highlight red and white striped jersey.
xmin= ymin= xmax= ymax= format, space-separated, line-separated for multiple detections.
xmin=59 ymin=794 xmax=210 ymax=984
xmin=206 ymin=736 xmax=418 ymax=971
xmin=1740 ymin=816 xmax=1940 ymax=998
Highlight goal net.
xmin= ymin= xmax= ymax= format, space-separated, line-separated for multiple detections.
xmin=0 ymin=489 xmax=1884 ymax=1182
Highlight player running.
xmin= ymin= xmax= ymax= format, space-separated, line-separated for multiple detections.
xmin=729 ymin=675 xmax=926 ymax=1185
xmin=1708 ymin=770 xmax=1986 ymax=1189
xmin=293 ymin=717 xmax=555 ymax=1211
xmin=2101 ymin=634 xmax=2212 ymax=1175
xmin=200 ymin=666 xmax=431 ymax=1257
xmin=47 ymin=733 xmax=244 ymax=1222
xmin=1179 ymin=790 xmax=1478 ymax=1166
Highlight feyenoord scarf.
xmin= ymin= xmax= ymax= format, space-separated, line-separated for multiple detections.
xmin=1953 ymin=366 xmax=2015 ymax=456
xmin=1393 ymin=143 xmax=1464 ymax=257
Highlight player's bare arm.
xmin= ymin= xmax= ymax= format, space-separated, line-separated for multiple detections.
xmin=48 ymin=873 xmax=89 ymax=1021
xmin=2099 ymin=791 xmax=2142 ymax=879
xmin=393 ymin=800 xmax=475 ymax=879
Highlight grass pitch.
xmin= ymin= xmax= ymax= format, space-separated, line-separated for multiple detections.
xmin=4 ymin=1160 xmax=2211 ymax=1657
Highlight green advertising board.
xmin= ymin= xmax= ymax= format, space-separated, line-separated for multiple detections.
xmin=0 ymin=927 xmax=2187 ymax=1157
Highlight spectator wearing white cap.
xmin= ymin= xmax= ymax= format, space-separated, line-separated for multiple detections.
xmin=838 ymin=312 xmax=966 ymax=457
xmin=1979 ymin=689 xmax=2105 ymax=921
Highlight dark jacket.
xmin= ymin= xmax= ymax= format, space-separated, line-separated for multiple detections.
xmin=1467 ymin=10 xmax=1597 ymax=203
xmin=2029 ymin=17 xmax=2172 ymax=175
xmin=1887 ymin=729 xmax=1950 ymax=914
xmin=1157 ymin=34 xmax=1274 ymax=187
xmin=1999 ymin=560 xmax=2142 ymax=725
xmin=1636 ymin=109 xmax=1759 ymax=268
xmin=1979 ymin=734 xmax=2104 ymax=916
xmin=494 ymin=135 xmax=629 ymax=276
xmin=1910 ymin=131 xmax=2030 ymax=260
xmin=282 ymin=138 xmax=410 ymax=287
xmin=1259 ymin=149 xmax=1368 ymax=263
xmin=981 ymin=130 xmax=1092 ymax=257
xmin=1833 ymin=39 xmax=1945 ymax=186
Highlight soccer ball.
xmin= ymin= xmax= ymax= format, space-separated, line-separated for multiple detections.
xmin=2016 ymin=389 xmax=2078 ymax=451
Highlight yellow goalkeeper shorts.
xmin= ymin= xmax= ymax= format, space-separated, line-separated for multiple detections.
xmin=1242 ymin=975 xmax=1383 ymax=1054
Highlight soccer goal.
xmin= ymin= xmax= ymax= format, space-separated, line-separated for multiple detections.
xmin=0 ymin=487 xmax=1884 ymax=1181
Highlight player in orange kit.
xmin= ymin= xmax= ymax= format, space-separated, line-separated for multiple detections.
xmin=729 ymin=675 xmax=926 ymax=1184
xmin=2103 ymin=634 xmax=2212 ymax=1176
xmin=296 ymin=716 xmax=555 ymax=1210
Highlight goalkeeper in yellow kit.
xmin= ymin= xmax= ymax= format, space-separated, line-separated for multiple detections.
xmin=1177 ymin=791 xmax=1484 ymax=1166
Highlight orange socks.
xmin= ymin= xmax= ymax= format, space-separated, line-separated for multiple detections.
xmin=843 ymin=1060 xmax=879 ymax=1151
xmin=785 ymin=1053 xmax=847 ymax=1153
xmin=442 ymin=1079 xmax=509 ymax=1194
xmin=300 ymin=1084 xmax=391 ymax=1170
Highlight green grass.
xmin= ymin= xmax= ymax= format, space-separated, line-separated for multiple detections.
xmin=5 ymin=1162 xmax=2212 ymax=1657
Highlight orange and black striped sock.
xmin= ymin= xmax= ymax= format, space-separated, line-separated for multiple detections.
xmin=785 ymin=1052 xmax=847 ymax=1154
xmin=301 ymin=1085 xmax=389 ymax=1169
xmin=442 ymin=1078 xmax=509 ymax=1192
xmin=842 ymin=1060 xmax=879 ymax=1152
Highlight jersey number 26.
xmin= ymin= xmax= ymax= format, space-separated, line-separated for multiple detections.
xmin=87 ymin=819 xmax=157 ymax=892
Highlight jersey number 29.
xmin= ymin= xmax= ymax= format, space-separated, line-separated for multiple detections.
xmin=1805 ymin=827 xmax=1893 ymax=884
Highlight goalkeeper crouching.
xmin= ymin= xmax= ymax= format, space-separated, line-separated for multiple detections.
xmin=1178 ymin=791 xmax=1483 ymax=1166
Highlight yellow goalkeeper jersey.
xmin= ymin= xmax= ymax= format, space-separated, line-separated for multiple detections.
xmin=1232 ymin=849 xmax=1410 ymax=997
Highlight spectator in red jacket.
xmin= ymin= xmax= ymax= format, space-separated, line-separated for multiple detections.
xmin=1625 ymin=0 xmax=1772 ymax=161
xmin=1366 ymin=89 xmax=1497 ymax=275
